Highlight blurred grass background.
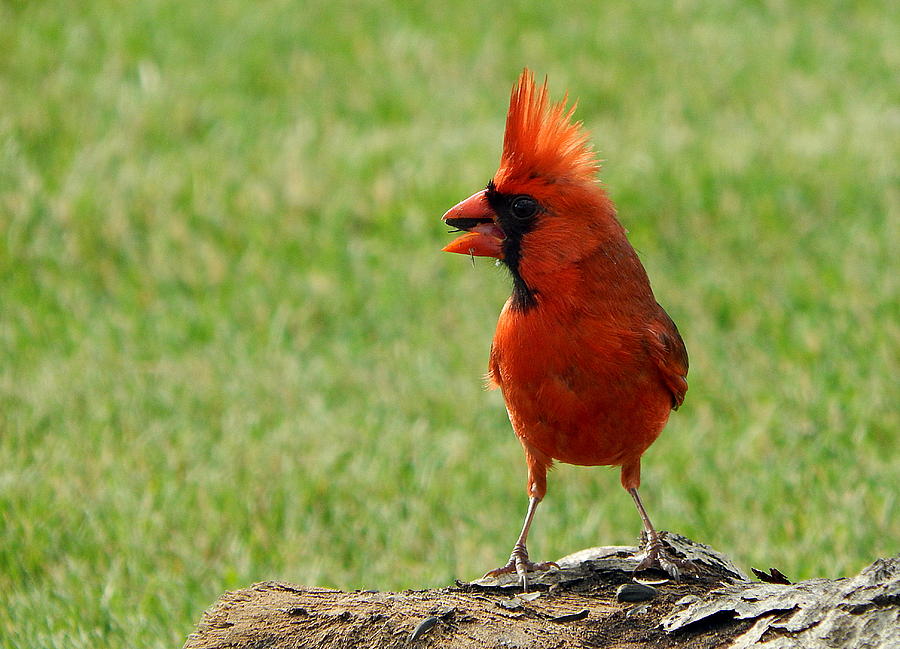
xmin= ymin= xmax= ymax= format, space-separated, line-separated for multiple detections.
xmin=1 ymin=0 xmax=898 ymax=646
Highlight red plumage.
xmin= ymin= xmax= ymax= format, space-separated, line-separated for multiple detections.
xmin=442 ymin=69 xmax=690 ymax=587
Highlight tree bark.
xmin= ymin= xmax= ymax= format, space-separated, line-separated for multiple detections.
xmin=183 ymin=534 xmax=899 ymax=649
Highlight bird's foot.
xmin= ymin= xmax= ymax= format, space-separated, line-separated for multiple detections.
xmin=483 ymin=545 xmax=559 ymax=591
xmin=634 ymin=531 xmax=697 ymax=580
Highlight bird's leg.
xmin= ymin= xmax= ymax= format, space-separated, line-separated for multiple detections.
xmin=628 ymin=487 xmax=694 ymax=579
xmin=483 ymin=496 xmax=559 ymax=591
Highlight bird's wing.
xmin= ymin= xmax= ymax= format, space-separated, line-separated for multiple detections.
xmin=644 ymin=306 xmax=689 ymax=410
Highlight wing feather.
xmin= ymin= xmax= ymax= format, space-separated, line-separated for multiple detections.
xmin=645 ymin=306 xmax=689 ymax=410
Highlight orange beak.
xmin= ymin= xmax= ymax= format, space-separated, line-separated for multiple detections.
xmin=441 ymin=190 xmax=505 ymax=259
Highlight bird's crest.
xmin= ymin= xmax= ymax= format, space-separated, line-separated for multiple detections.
xmin=495 ymin=69 xmax=599 ymax=186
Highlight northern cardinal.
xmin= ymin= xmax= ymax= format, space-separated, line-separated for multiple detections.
xmin=442 ymin=70 xmax=690 ymax=588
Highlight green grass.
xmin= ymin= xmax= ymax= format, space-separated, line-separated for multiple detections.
xmin=1 ymin=1 xmax=898 ymax=646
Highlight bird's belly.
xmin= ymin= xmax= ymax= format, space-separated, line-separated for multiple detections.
xmin=499 ymin=339 xmax=672 ymax=467
xmin=508 ymin=394 xmax=671 ymax=467
xmin=517 ymin=405 xmax=670 ymax=467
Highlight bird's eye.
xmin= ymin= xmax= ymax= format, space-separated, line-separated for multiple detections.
xmin=510 ymin=196 xmax=539 ymax=220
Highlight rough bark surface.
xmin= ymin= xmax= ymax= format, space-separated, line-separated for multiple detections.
xmin=183 ymin=534 xmax=899 ymax=649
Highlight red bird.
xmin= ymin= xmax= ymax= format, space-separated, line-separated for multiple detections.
xmin=442 ymin=70 xmax=690 ymax=588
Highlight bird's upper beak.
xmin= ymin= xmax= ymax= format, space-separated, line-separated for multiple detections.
xmin=441 ymin=190 xmax=505 ymax=258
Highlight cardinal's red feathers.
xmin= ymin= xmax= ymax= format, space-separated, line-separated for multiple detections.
xmin=442 ymin=69 xmax=690 ymax=586
xmin=496 ymin=73 xmax=598 ymax=186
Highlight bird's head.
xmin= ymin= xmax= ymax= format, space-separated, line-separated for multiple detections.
xmin=442 ymin=69 xmax=617 ymax=298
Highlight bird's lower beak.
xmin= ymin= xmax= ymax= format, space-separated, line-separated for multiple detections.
xmin=441 ymin=190 xmax=505 ymax=258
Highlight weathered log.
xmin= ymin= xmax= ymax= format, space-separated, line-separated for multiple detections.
xmin=183 ymin=534 xmax=899 ymax=649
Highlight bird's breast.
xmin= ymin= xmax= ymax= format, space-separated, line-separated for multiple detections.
xmin=492 ymin=301 xmax=672 ymax=467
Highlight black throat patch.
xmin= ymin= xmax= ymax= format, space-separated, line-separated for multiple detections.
xmin=485 ymin=181 xmax=540 ymax=311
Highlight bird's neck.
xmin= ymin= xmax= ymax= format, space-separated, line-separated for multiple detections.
xmin=509 ymin=268 xmax=538 ymax=311
xmin=506 ymin=233 xmax=653 ymax=315
xmin=505 ymin=258 xmax=587 ymax=314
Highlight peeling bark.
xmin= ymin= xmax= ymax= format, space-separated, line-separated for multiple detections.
xmin=663 ymin=556 xmax=899 ymax=648
xmin=183 ymin=534 xmax=898 ymax=649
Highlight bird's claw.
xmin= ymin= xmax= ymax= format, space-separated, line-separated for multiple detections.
xmin=483 ymin=549 xmax=559 ymax=591
xmin=634 ymin=531 xmax=697 ymax=580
